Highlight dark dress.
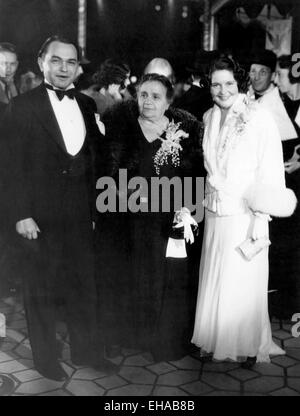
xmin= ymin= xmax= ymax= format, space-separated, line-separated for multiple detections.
xmin=269 ymin=94 xmax=300 ymax=319
xmin=96 ymin=100 xmax=204 ymax=361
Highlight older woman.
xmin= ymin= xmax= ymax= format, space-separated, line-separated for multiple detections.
xmin=269 ymin=55 xmax=300 ymax=319
xmin=192 ymin=56 xmax=296 ymax=368
xmin=96 ymin=73 xmax=204 ymax=362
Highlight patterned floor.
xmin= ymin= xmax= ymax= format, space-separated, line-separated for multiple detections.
xmin=0 ymin=297 xmax=300 ymax=396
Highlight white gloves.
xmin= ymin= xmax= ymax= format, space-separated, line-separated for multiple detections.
xmin=251 ymin=213 xmax=271 ymax=240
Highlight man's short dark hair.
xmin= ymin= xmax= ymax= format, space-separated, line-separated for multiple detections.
xmin=0 ymin=42 xmax=18 ymax=56
xmin=277 ymin=54 xmax=300 ymax=85
xmin=38 ymin=35 xmax=81 ymax=60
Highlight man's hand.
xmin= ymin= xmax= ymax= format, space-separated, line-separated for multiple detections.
xmin=285 ymin=144 xmax=300 ymax=174
xmin=285 ymin=159 xmax=300 ymax=174
xmin=16 ymin=218 xmax=41 ymax=240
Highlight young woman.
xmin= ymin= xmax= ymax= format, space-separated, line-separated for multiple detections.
xmin=192 ymin=56 xmax=296 ymax=368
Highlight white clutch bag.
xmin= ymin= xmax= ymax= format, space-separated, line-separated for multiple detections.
xmin=238 ymin=237 xmax=271 ymax=261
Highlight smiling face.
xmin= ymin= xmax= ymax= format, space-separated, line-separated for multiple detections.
xmin=249 ymin=63 xmax=273 ymax=94
xmin=137 ymin=80 xmax=170 ymax=121
xmin=38 ymin=41 xmax=79 ymax=90
xmin=210 ymin=69 xmax=239 ymax=110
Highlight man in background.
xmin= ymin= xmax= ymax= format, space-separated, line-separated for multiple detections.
xmin=93 ymin=59 xmax=130 ymax=116
xmin=248 ymin=49 xmax=297 ymax=141
xmin=0 ymin=42 xmax=19 ymax=105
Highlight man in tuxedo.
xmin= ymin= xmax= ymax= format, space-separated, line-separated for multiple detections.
xmin=4 ymin=36 xmax=116 ymax=381
xmin=0 ymin=42 xmax=19 ymax=104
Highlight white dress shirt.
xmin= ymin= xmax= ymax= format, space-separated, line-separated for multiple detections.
xmin=46 ymin=83 xmax=86 ymax=155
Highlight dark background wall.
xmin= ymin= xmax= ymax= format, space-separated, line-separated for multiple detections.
xmin=0 ymin=0 xmax=204 ymax=76
xmin=0 ymin=0 xmax=299 ymax=77
xmin=86 ymin=0 xmax=204 ymax=75
xmin=0 ymin=0 xmax=77 ymax=72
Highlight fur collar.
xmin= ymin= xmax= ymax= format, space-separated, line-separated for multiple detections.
xmin=102 ymin=100 xmax=204 ymax=178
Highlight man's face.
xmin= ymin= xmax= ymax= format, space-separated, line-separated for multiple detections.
xmin=0 ymin=51 xmax=19 ymax=82
xmin=249 ymin=64 xmax=273 ymax=94
xmin=274 ymin=65 xmax=292 ymax=94
xmin=38 ymin=41 xmax=79 ymax=90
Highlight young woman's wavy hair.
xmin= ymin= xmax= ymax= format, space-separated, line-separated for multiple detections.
xmin=208 ymin=55 xmax=249 ymax=93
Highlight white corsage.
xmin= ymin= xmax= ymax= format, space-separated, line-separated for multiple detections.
xmin=154 ymin=120 xmax=189 ymax=175
xmin=217 ymin=96 xmax=254 ymax=161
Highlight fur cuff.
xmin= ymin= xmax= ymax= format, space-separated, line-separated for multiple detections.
xmin=247 ymin=185 xmax=297 ymax=218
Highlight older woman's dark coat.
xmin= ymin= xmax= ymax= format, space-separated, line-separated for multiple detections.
xmin=96 ymin=100 xmax=205 ymax=361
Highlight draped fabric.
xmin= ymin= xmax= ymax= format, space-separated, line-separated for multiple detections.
xmin=226 ymin=0 xmax=295 ymax=18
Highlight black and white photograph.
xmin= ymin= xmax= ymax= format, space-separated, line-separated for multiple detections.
xmin=0 ymin=0 xmax=300 ymax=399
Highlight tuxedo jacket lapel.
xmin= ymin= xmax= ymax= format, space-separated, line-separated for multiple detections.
xmin=74 ymin=91 xmax=92 ymax=139
xmin=31 ymin=84 xmax=68 ymax=153
xmin=30 ymin=85 xmax=97 ymax=155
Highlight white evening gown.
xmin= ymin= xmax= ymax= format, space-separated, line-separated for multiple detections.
xmin=192 ymin=94 xmax=286 ymax=362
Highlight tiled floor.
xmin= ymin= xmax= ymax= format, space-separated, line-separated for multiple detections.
xmin=1 ymin=298 xmax=300 ymax=396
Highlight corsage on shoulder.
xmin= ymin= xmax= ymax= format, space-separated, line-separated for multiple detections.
xmin=153 ymin=120 xmax=189 ymax=175
xmin=217 ymin=96 xmax=255 ymax=161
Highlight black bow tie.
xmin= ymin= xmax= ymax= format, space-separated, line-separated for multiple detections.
xmin=254 ymin=92 xmax=262 ymax=101
xmin=45 ymin=83 xmax=76 ymax=101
